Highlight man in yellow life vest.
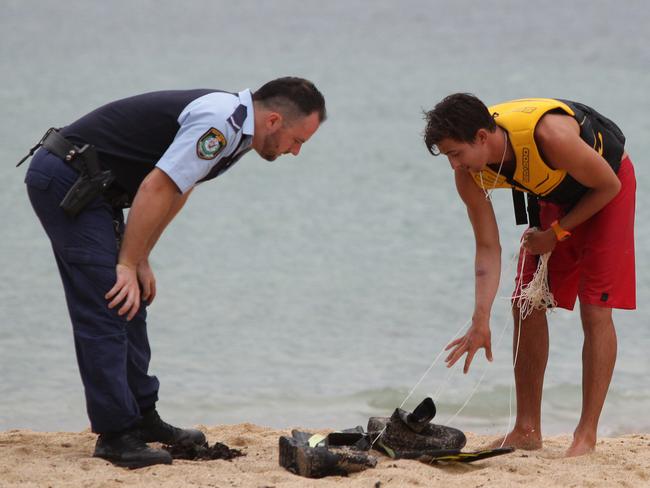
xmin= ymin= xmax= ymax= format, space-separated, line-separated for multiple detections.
xmin=423 ymin=94 xmax=636 ymax=457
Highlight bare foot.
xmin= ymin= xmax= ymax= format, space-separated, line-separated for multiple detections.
xmin=487 ymin=429 xmax=542 ymax=450
xmin=565 ymin=436 xmax=596 ymax=457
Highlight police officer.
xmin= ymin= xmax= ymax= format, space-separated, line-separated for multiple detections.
xmin=22 ymin=77 xmax=326 ymax=468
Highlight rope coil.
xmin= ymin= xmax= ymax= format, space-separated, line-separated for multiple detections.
xmin=515 ymin=249 xmax=556 ymax=320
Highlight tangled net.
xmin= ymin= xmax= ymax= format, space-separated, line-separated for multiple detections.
xmin=516 ymin=250 xmax=556 ymax=320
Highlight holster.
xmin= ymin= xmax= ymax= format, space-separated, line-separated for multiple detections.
xmin=19 ymin=128 xmax=129 ymax=217
xmin=58 ymin=170 xmax=115 ymax=218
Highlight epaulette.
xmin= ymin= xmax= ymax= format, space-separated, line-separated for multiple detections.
xmin=227 ymin=104 xmax=247 ymax=132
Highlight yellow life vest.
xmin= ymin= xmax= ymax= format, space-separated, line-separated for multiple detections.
xmin=470 ymin=98 xmax=574 ymax=197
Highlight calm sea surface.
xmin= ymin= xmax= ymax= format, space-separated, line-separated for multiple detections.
xmin=1 ymin=0 xmax=649 ymax=437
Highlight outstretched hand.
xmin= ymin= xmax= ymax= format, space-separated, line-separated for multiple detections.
xmin=105 ymin=263 xmax=141 ymax=321
xmin=445 ymin=325 xmax=493 ymax=374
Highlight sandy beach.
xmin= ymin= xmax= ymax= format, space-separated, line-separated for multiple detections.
xmin=1 ymin=424 xmax=648 ymax=487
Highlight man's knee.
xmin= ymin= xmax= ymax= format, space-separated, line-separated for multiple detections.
xmin=511 ymin=306 xmax=548 ymax=326
xmin=579 ymin=303 xmax=613 ymax=332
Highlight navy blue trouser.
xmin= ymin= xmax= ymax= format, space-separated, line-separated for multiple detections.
xmin=25 ymin=149 xmax=159 ymax=434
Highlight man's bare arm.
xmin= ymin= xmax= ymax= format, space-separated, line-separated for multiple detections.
xmin=445 ymin=169 xmax=499 ymax=372
xmin=536 ymin=113 xmax=621 ymax=231
xmin=523 ymin=114 xmax=621 ymax=254
xmin=106 ymin=168 xmax=191 ymax=320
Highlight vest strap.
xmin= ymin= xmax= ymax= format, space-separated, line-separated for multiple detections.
xmin=512 ymin=190 xmax=528 ymax=225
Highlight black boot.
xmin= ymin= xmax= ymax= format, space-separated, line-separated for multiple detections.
xmin=93 ymin=430 xmax=173 ymax=469
xmin=138 ymin=409 xmax=206 ymax=446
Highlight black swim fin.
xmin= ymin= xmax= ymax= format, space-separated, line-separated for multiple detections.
xmin=374 ymin=441 xmax=514 ymax=463
xmin=423 ymin=446 xmax=515 ymax=463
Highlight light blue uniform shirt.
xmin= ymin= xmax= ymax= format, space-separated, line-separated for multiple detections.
xmin=156 ymin=89 xmax=254 ymax=194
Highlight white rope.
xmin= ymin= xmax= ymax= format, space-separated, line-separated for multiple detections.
xmin=439 ymin=245 xmax=521 ymax=425
xmin=500 ymin=238 xmax=555 ymax=448
xmin=431 ymin=359 xmax=456 ymax=402
xmin=515 ymin=230 xmax=556 ymax=319
xmin=370 ymin=244 xmax=520 ymax=451
xmin=398 ymin=319 xmax=470 ymax=410
xmin=372 ymin=233 xmax=556 ymax=450
xmin=442 ymin=297 xmax=513 ymax=425
xmin=499 ymin=248 xmax=527 ymax=448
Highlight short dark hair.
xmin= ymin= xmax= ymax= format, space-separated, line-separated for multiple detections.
xmin=253 ymin=77 xmax=326 ymax=123
xmin=423 ymin=93 xmax=496 ymax=155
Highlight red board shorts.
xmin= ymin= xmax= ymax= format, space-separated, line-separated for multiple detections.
xmin=514 ymin=156 xmax=636 ymax=311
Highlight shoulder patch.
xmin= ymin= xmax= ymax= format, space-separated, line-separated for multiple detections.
xmin=196 ymin=128 xmax=227 ymax=160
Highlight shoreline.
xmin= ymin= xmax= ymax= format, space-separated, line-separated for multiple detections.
xmin=1 ymin=424 xmax=648 ymax=487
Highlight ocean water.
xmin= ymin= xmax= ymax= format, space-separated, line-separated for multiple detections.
xmin=1 ymin=0 xmax=649 ymax=438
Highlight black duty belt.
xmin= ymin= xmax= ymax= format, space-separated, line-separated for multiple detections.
xmin=44 ymin=129 xmax=102 ymax=174
xmin=42 ymin=128 xmax=104 ymax=178
xmin=17 ymin=127 xmax=102 ymax=174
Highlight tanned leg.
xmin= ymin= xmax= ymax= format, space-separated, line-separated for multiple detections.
xmin=490 ymin=307 xmax=548 ymax=450
xmin=566 ymin=304 xmax=617 ymax=457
